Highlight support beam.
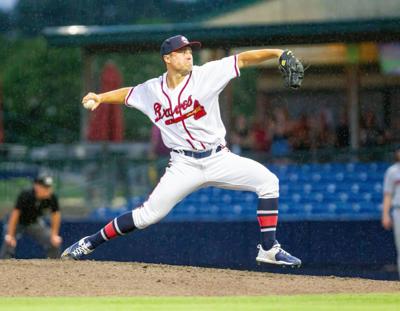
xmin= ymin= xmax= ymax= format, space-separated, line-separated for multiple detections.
xmin=81 ymin=50 xmax=94 ymax=142
xmin=383 ymin=88 xmax=391 ymax=128
xmin=0 ymin=79 xmax=4 ymax=144
xmin=347 ymin=64 xmax=359 ymax=150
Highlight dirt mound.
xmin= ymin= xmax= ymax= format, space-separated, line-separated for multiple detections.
xmin=0 ymin=260 xmax=399 ymax=296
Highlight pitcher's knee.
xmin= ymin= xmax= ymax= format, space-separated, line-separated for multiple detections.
xmin=132 ymin=200 xmax=172 ymax=229
xmin=257 ymin=172 xmax=279 ymax=199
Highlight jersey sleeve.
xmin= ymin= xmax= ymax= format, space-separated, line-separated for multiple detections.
xmin=197 ymin=55 xmax=240 ymax=94
xmin=383 ymin=169 xmax=394 ymax=194
xmin=50 ymin=195 xmax=60 ymax=212
xmin=124 ymin=83 xmax=150 ymax=115
xmin=15 ymin=191 xmax=28 ymax=210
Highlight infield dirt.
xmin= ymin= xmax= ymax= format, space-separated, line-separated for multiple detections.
xmin=0 ymin=260 xmax=399 ymax=296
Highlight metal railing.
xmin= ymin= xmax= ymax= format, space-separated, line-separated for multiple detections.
xmin=0 ymin=143 xmax=397 ymax=218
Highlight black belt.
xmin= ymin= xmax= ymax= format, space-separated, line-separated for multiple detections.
xmin=173 ymin=145 xmax=223 ymax=159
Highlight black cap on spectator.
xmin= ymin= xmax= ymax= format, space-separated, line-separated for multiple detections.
xmin=34 ymin=174 xmax=54 ymax=187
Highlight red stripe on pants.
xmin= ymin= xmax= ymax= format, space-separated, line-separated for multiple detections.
xmin=104 ymin=221 xmax=117 ymax=239
xmin=257 ymin=215 xmax=278 ymax=227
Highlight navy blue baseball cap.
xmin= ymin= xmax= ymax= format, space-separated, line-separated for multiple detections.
xmin=160 ymin=35 xmax=201 ymax=56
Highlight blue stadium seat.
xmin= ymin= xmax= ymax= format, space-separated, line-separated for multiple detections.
xmin=359 ymin=202 xmax=380 ymax=213
xmin=93 ymin=161 xmax=387 ymax=222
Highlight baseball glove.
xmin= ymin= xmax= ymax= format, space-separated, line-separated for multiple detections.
xmin=279 ymin=50 xmax=304 ymax=89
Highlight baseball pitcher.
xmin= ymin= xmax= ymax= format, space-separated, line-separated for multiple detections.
xmin=62 ymin=35 xmax=304 ymax=266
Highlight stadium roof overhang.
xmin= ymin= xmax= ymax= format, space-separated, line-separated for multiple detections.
xmin=43 ymin=18 xmax=400 ymax=53
xmin=43 ymin=18 xmax=400 ymax=147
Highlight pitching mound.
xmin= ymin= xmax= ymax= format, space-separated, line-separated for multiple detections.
xmin=0 ymin=260 xmax=399 ymax=296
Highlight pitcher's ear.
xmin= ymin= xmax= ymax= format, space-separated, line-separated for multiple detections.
xmin=163 ymin=54 xmax=170 ymax=64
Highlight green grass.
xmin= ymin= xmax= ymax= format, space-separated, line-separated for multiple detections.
xmin=0 ymin=294 xmax=398 ymax=311
xmin=0 ymin=178 xmax=31 ymax=202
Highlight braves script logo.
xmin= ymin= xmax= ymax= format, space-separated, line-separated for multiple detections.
xmin=154 ymin=95 xmax=207 ymax=125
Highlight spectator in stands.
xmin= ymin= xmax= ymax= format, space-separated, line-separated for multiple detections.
xmin=270 ymin=107 xmax=292 ymax=156
xmin=382 ymin=148 xmax=400 ymax=279
xmin=250 ymin=117 xmax=271 ymax=152
xmin=312 ymin=108 xmax=335 ymax=149
xmin=149 ymin=125 xmax=170 ymax=159
xmin=360 ymin=111 xmax=385 ymax=147
xmin=335 ymin=112 xmax=350 ymax=148
xmin=148 ymin=125 xmax=170 ymax=186
xmin=290 ymin=114 xmax=311 ymax=150
xmin=230 ymin=114 xmax=251 ymax=154
xmin=0 ymin=174 xmax=62 ymax=259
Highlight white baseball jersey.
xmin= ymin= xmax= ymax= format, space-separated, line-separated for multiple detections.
xmin=124 ymin=54 xmax=279 ymax=230
xmin=384 ymin=163 xmax=400 ymax=206
xmin=125 ymin=55 xmax=240 ymax=150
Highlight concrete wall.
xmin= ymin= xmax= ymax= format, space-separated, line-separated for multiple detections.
xmin=4 ymin=219 xmax=397 ymax=280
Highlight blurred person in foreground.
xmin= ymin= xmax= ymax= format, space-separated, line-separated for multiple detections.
xmin=0 ymin=175 xmax=62 ymax=259
xmin=382 ymin=148 xmax=400 ymax=279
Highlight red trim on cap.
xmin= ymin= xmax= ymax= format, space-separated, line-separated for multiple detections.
xmin=124 ymin=87 xmax=135 ymax=107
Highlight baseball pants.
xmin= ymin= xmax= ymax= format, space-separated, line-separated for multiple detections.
xmin=132 ymin=148 xmax=279 ymax=229
xmin=393 ymin=208 xmax=400 ymax=279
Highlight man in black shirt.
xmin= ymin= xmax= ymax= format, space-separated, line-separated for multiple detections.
xmin=0 ymin=174 xmax=62 ymax=259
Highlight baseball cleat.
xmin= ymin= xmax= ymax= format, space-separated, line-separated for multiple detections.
xmin=61 ymin=236 xmax=94 ymax=260
xmin=256 ymin=241 xmax=301 ymax=267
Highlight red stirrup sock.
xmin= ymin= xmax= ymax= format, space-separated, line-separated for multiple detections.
xmin=86 ymin=211 xmax=136 ymax=249
xmin=257 ymin=198 xmax=278 ymax=250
